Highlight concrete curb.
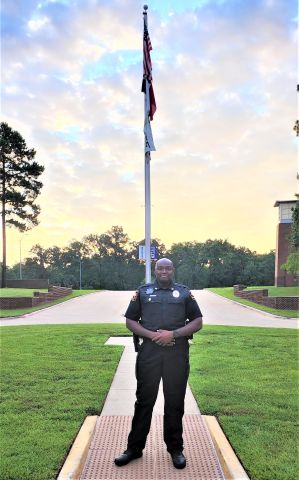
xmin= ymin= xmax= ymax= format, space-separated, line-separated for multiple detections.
xmin=206 ymin=289 xmax=297 ymax=320
xmin=203 ymin=415 xmax=249 ymax=479
xmin=57 ymin=416 xmax=97 ymax=480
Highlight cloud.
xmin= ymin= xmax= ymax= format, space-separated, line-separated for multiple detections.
xmin=2 ymin=0 xmax=297 ymax=265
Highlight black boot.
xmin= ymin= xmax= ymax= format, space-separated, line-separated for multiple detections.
xmin=170 ymin=450 xmax=186 ymax=469
xmin=114 ymin=449 xmax=143 ymax=467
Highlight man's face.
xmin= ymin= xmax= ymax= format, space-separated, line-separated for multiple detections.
xmin=155 ymin=259 xmax=174 ymax=284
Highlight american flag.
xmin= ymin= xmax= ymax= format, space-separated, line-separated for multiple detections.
xmin=142 ymin=15 xmax=156 ymax=121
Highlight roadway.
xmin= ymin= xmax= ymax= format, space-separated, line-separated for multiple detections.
xmin=0 ymin=290 xmax=297 ymax=328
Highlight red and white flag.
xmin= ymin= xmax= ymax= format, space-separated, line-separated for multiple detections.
xmin=142 ymin=13 xmax=156 ymax=152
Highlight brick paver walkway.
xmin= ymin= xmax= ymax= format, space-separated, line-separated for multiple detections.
xmin=80 ymin=337 xmax=225 ymax=480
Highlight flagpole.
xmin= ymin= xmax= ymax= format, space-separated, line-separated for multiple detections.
xmin=145 ymin=150 xmax=151 ymax=283
xmin=144 ymin=5 xmax=151 ymax=283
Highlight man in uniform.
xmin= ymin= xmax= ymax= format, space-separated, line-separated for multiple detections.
xmin=114 ymin=257 xmax=202 ymax=469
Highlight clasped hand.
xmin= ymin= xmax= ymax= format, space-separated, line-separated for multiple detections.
xmin=152 ymin=329 xmax=174 ymax=347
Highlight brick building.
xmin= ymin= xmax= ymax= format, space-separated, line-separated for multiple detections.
xmin=274 ymin=200 xmax=297 ymax=286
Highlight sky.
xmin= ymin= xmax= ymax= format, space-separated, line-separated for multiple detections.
xmin=2 ymin=0 xmax=298 ymax=266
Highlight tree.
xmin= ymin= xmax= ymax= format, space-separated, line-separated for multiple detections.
xmin=282 ymin=194 xmax=299 ymax=281
xmin=0 ymin=123 xmax=44 ymax=286
xmin=169 ymin=241 xmax=211 ymax=288
xmin=289 ymin=195 xmax=299 ymax=251
xmin=23 ymin=244 xmax=49 ymax=279
xmin=280 ymin=253 xmax=299 ymax=275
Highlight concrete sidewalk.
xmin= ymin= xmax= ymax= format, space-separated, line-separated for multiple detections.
xmin=101 ymin=337 xmax=200 ymax=416
xmin=59 ymin=337 xmax=249 ymax=480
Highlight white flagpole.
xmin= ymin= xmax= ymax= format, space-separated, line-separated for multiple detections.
xmin=143 ymin=5 xmax=151 ymax=283
xmin=145 ymin=150 xmax=151 ymax=283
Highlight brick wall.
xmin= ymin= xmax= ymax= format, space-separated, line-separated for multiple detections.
xmin=275 ymin=223 xmax=297 ymax=287
xmin=0 ymin=286 xmax=73 ymax=310
xmin=233 ymin=285 xmax=299 ymax=311
xmin=0 ymin=297 xmax=34 ymax=309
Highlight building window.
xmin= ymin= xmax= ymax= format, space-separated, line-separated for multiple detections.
xmin=279 ymin=204 xmax=295 ymax=222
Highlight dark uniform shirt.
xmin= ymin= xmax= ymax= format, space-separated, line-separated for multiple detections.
xmin=125 ymin=280 xmax=202 ymax=332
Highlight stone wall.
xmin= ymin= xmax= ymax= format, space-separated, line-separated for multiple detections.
xmin=0 ymin=286 xmax=72 ymax=310
xmin=233 ymin=285 xmax=298 ymax=311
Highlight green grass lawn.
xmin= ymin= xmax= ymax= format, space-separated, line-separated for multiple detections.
xmin=0 ymin=289 xmax=100 ymax=318
xmin=0 ymin=323 xmax=128 ymax=480
xmin=246 ymin=286 xmax=298 ymax=297
xmin=208 ymin=287 xmax=298 ymax=318
xmin=1 ymin=324 xmax=297 ymax=480
xmin=189 ymin=326 xmax=298 ymax=480
xmin=0 ymin=288 xmax=49 ymax=297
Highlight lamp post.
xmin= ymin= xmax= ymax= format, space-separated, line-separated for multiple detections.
xmin=19 ymin=234 xmax=28 ymax=280
xmin=79 ymin=258 xmax=82 ymax=290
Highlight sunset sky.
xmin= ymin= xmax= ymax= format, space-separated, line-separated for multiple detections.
xmin=2 ymin=0 xmax=297 ymax=266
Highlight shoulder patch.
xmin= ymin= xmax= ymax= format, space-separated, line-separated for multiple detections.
xmin=131 ymin=290 xmax=139 ymax=302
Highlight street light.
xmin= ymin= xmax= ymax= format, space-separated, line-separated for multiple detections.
xmin=79 ymin=258 xmax=82 ymax=290
xmin=19 ymin=234 xmax=28 ymax=280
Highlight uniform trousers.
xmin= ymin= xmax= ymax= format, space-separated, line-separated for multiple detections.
xmin=127 ymin=339 xmax=190 ymax=453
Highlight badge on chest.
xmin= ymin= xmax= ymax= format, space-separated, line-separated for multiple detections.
xmin=172 ymin=290 xmax=180 ymax=298
xmin=146 ymin=287 xmax=154 ymax=294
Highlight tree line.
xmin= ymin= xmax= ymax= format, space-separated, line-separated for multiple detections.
xmin=6 ymin=225 xmax=275 ymax=289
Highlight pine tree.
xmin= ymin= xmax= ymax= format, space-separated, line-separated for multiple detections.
xmin=0 ymin=122 xmax=44 ymax=286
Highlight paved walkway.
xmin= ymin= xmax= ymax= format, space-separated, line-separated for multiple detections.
xmin=101 ymin=337 xmax=200 ymax=416
xmin=1 ymin=290 xmax=297 ymax=328
xmin=79 ymin=337 xmax=226 ymax=480
xmin=194 ymin=290 xmax=298 ymax=328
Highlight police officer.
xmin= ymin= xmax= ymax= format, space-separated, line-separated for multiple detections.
xmin=114 ymin=258 xmax=202 ymax=469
